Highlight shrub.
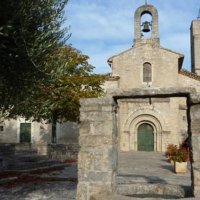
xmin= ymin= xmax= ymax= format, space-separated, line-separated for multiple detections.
xmin=166 ymin=144 xmax=178 ymax=157
xmin=172 ymin=147 xmax=189 ymax=162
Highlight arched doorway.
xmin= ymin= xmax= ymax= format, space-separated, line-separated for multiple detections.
xmin=137 ymin=123 xmax=154 ymax=151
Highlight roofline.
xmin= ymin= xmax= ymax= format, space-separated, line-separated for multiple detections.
xmin=179 ymin=69 xmax=200 ymax=81
xmin=107 ymin=45 xmax=184 ymax=67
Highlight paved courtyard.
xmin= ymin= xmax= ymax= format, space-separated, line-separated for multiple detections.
xmin=118 ymin=151 xmax=191 ymax=187
xmin=0 ymin=152 xmax=197 ymax=199
xmin=117 ymin=151 xmax=193 ymax=199
xmin=0 ymin=163 xmax=77 ymax=200
xmin=0 ymin=182 xmax=76 ymax=200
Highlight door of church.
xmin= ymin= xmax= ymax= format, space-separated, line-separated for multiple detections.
xmin=137 ymin=123 xmax=154 ymax=151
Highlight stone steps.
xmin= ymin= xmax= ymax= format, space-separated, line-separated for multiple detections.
xmin=116 ymin=173 xmax=190 ymax=186
xmin=15 ymin=149 xmax=38 ymax=155
xmin=116 ymin=182 xmax=188 ymax=199
xmin=0 ymin=163 xmax=77 ymax=187
xmin=6 ymin=160 xmax=61 ymax=170
xmin=11 ymin=154 xmax=48 ymax=162
xmin=116 ymin=152 xmax=193 ymax=198
xmin=1 ymin=151 xmax=63 ymax=171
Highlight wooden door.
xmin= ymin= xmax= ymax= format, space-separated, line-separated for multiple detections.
xmin=20 ymin=123 xmax=31 ymax=143
xmin=137 ymin=123 xmax=154 ymax=151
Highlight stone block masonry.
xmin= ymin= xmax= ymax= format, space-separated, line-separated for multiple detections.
xmin=77 ymin=97 xmax=118 ymax=200
xmin=47 ymin=143 xmax=79 ymax=161
xmin=191 ymin=104 xmax=200 ymax=197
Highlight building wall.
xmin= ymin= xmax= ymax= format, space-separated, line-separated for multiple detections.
xmin=0 ymin=117 xmax=79 ymax=155
xmin=56 ymin=121 xmax=79 ymax=144
xmin=0 ymin=119 xmax=18 ymax=143
xmin=117 ymin=97 xmax=187 ymax=152
xmin=0 ymin=118 xmax=51 ymax=154
xmin=110 ymin=44 xmax=181 ymax=90
xmin=178 ymin=73 xmax=200 ymax=92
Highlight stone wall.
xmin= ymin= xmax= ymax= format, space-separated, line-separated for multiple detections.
xmin=117 ymin=97 xmax=187 ymax=152
xmin=179 ymin=73 xmax=200 ymax=93
xmin=0 ymin=143 xmax=15 ymax=156
xmin=56 ymin=122 xmax=79 ymax=144
xmin=77 ymin=97 xmax=117 ymax=200
xmin=47 ymin=143 xmax=79 ymax=161
xmin=190 ymin=104 xmax=200 ymax=197
xmin=0 ymin=119 xmax=18 ymax=143
xmin=75 ymin=89 xmax=200 ymax=198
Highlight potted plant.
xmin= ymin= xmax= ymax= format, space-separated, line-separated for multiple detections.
xmin=165 ymin=144 xmax=177 ymax=164
xmin=172 ymin=147 xmax=189 ymax=173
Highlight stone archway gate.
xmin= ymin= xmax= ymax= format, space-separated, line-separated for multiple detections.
xmin=77 ymin=87 xmax=200 ymax=199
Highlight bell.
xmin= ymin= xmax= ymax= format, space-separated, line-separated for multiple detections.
xmin=142 ymin=21 xmax=151 ymax=32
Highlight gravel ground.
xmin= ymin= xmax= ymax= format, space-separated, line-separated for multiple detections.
xmin=0 ymin=181 xmax=77 ymax=200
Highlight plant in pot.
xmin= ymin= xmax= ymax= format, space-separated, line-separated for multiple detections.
xmin=172 ymin=147 xmax=189 ymax=173
xmin=165 ymin=144 xmax=178 ymax=163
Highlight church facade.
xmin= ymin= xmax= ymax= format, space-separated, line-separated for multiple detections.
xmin=104 ymin=4 xmax=200 ymax=152
xmin=77 ymin=4 xmax=200 ymax=199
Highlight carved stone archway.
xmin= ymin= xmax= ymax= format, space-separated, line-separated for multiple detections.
xmin=122 ymin=108 xmax=168 ymax=152
xmin=130 ymin=114 xmax=162 ymax=151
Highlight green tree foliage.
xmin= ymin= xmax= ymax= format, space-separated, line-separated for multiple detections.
xmin=10 ymin=46 xmax=105 ymax=123
xmin=0 ymin=0 xmax=105 ymax=126
xmin=0 ymin=0 xmax=69 ymax=115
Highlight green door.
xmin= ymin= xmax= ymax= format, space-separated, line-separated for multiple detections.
xmin=20 ymin=123 xmax=31 ymax=143
xmin=137 ymin=123 xmax=154 ymax=151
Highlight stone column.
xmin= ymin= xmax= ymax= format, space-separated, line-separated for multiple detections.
xmin=191 ymin=104 xmax=200 ymax=197
xmin=77 ymin=97 xmax=117 ymax=200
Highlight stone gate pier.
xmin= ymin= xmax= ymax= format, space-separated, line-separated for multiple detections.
xmin=77 ymin=97 xmax=117 ymax=200
xmin=191 ymin=104 xmax=200 ymax=196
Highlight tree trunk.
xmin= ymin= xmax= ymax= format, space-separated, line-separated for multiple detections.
xmin=52 ymin=116 xmax=57 ymax=143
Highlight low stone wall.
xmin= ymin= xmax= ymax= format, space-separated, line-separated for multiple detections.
xmin=0 ymin=143 xmax=39 ymax=154
xmin=15 ymin=143 xmax=33 ymax=152
xmin=0 ymin=143 xmax=15 ymax=156
xmin=0 ymin=143 xmax=16 ymax=169
xmin=47 ymin=143 xmax=79 ymax=161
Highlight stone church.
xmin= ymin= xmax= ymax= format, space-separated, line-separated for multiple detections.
xmin=77 ymin=3 xmax=200 ymax=199
xmin=1 ymin=3 xmax=200 ymax=157
xmin=103 ymin=3 xmax=200 ymax=152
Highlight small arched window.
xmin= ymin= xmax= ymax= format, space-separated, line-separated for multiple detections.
xmin=143 ymin=62 xmax=152 ymax=82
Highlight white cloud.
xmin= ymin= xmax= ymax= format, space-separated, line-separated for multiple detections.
xmin=65 ymin=0 xmax=200 ymax=73
xmin=66 ymin=1 xmax=133 ymax=41
xmin=161 ymin=33 xmax=191 ymax=70
xmin=80 ymin=43 xmax=132 ymax=73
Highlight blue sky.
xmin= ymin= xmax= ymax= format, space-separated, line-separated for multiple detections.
xmin=65 ymin=0 xmax=200 ymax=74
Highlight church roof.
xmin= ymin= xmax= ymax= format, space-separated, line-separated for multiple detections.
xmin=179 ymin=69 xmax=200 ymax=81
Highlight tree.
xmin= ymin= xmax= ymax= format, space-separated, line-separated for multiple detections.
xmin=0 ymin=1 xmax=105 ymax=142
xmin=8 ymin=46 xmax=105 ymax=142
xmin=0 ymin=0 xmax=69 ymax=115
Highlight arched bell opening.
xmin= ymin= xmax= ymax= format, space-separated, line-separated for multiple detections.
xmin=141 ymin=12 xmax=152 ymax=38
xmin=134 ymin=4 xmax=159 ymax=45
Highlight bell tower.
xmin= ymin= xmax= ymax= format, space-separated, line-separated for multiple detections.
xmin=134 ymin=4 xmax=160 ymax=46
xmin=191 ymin=11 xmax=200 ymax=75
